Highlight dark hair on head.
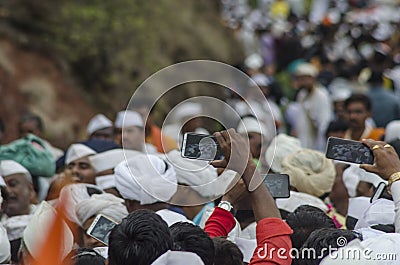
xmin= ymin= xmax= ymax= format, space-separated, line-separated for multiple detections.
xmin=0 ymin=117 xmax=4 ymax=133
xmin=108 ymin=209 xmax=172 ymax=265
xmin=298 ymin=228 xmax=361 ymax=265
xmin=344 ymin=94 xmax=372 ymax=111
xmin=325 ymin=120 xmax=348 ymax=137
xmin=212 ymin=237 xmax=243 ymax=265
xmin=286 ymin=206 xmax=336 ymax=250
xmin=169 ymin=222 xmax=215 ymax=265
xmin=68 ymin=248 xmax=105 ymax=265
xmin=19 ymin=112 xmax=44 ymax=132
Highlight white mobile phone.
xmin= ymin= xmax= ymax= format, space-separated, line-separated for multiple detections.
xmin=86 ymin=214 xmax=118 ymax=246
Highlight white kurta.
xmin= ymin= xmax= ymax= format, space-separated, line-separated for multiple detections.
xmin=296 ymin=86 xmax=333 ymax=151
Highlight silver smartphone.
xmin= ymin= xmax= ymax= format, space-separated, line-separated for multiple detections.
xmin=86 ymin=214 xmax=118 ymax=246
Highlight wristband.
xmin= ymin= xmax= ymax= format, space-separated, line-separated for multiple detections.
xmin=388 ymin=172 xmax=400 ymax=195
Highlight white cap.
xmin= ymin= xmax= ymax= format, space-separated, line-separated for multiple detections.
xmin=265 ymin=134 xmax=302 ymax=173
xmin=152 ymin=250 xmax=204 ymax=265
xmin=65 ymin=144 xmax=96 ymax=165
xmin=355 ymin=198 xmax=395 ymax=230
xmin=343 ymin=165 xmax=386 ymax=189
xmin=244 ymin=53 xmax=263 ymax=70
xmin=22 ymin=201 xmax=74 ymax=261
xmin=89 ymin=149 xmax=141 ymax=173
xmin=170 ymin=102 xmax=202 ymax=123
xmin=75 ymin=193 xmax=128 ymax=227
xmin=331 ymin=89 xmax=351 ymax=102
xmin=276 ymin=191 xmax=328 ymax=213
xmin=95 ymin=175 xmax=116 ymax=190
xmin=342 ymin=165 xmax=360 ymax=197
xmin=164 ymin=150 xmax=235 ymax=198
xmin=0 ymin=160 xmax=32 ymax=183
xmin=115 ymin=110 xmax=143 ymax=129
xmin=248 ymin=73 xmax=271 ymax=87
xmin=385 ymin=120 xmax=400 ymax=143
xmin=0 ymin=223 xmax=10 ymax=263
xmin=59 ymin=183 xmax=104 ymax=225
xmin=295 ymin=63 xmax=318 ymax=77
xmin=0 ymin=176 xmax=6 ymax=187
xmin=114 ymin=154 xmax=177 ymax=205
xmin=87 ymin=114 xmax=113 ymax=135
xmin=237 ymin=116 xmax=268 ymax=136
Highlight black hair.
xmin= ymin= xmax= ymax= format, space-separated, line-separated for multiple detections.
xmin=19 ymin=112 xmax=44 ymax=132
xmin=344 ymin=94 xmax=372 ymax=111
xmin=69 ymin=248 xmax=105 ymax=265
xmin=212 ymin=237 xmax=243 ymax=265
xmin=169 ymin=222 xmax=215 ymax=265
xmin=286 ymin=206 xmax=336 ymax=251
xmin=0 ymin=117 xmax=4 ymax=133
xmin=108 ymin=209 xmax=172 ymax=265
xmin=298 ymin=228 xmax=361 ymax=265
xmin=325 ymin=120 xmax=348 ymax=138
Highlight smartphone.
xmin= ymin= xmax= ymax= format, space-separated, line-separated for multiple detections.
xmin=370 ymin=182 xmax=387 ymax=203
xmin=86 ymin=214 xmax=118 ymax=246
xmin=181 ymin=132 xmax=223 ymax=161
xmin=263 ymin=174 xmax=290 ymax=199
xmin=325 ymin=137 xmax=374 ymax=164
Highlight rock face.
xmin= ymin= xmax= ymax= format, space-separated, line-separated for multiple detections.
xmin=0 ymin=37 xmax=93 ymax=148
xmin=0 ymin=1 xmax=243 ymax=148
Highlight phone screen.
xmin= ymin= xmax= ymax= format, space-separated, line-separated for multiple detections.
xmin=87 ymin=214 xmax=118 ymax=246
xmin=181 ymin=133 xmax=223 ymax=161
xmin=263 ymin=174 xmax=290 ymax=199
xmin=325 ymin=137 xmax=374 ymax=164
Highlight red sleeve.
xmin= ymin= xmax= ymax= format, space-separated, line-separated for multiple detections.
xmin=250 ymin=218 xmax=293 ymax=265
xmin=204 ymin=207 xmax=236 ymax=238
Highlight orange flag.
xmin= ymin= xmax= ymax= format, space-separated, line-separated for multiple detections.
xmin=30 ymin=200 xmax=73 ymax=265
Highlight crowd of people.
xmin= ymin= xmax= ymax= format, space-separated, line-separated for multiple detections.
xmin=0 ymin=0 xmax=400 ymax=265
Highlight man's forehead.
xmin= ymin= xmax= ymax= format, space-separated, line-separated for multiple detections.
xmin=68 ymin=156 xmax=92 ymax=165
xmin=347 ymin=102 xmax=367 ymax=110
xmin=4 ymin=173 xmax=29 ymax=182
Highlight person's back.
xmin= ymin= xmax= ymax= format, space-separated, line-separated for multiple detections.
xmin=108 ymin=209 xmax=172 ymax=265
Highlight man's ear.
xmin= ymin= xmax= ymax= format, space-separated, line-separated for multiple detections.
xmin=29 ymin=183 xmax=38 ymax=204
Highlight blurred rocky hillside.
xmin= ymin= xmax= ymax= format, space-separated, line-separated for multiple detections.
xmin=0 ymin=0 xmax=243 ymax=148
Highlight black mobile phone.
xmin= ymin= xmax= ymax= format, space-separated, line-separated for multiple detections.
xmin=263 ymin=174 xmax=290 ymax=199
xmin=325 ymin=137 xmax=374 ymax=164
xmin=86 ymin=214 xmax=118 ymax=246
xmin=181 ymin=132 xmax=223 ymax=161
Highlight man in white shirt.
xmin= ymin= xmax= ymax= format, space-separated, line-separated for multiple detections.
xmin=294 ymin=63 xmax=332 ymax=151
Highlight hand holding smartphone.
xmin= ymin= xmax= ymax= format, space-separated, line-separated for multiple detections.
xmin=86 ymin=214 xmax=118 ymax=246
xmin=325 ymin=137 xmax=374 ymax=164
